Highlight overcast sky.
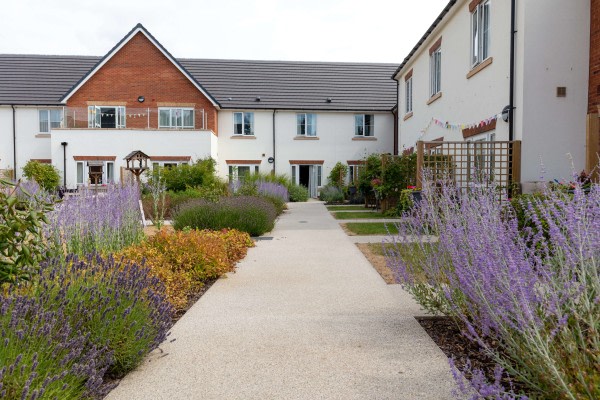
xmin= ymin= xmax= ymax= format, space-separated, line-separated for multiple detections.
xmin=0 ymin=0 xmax=449 ymax=63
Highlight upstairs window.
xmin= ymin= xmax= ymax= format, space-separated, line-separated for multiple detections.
xmin=297 ymin=113 xmax=317 ymax=136
xmin=159 ymin=108 xmax=195 ymax=129
xmin=233 ymin=112 xmax=254 ymax=135
xmin=430 ymin=47 xmax=442 ymax=97
xmin=88 ymin=106 xmax=126 ymax=129
xmin=354 ymin=114 xmax=374 ymax=137
xmin=405 ymin=77 xmax=413 ymax=114
xmin=471 ymin=0 xmax=490 ymax=67
xmin=39 ymin=109 xmax=63 ymax=133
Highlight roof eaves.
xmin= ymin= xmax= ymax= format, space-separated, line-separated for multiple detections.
xmin=391 ymin=0 xmax=458 ymax=80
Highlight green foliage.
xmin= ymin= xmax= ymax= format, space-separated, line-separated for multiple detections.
xmin=173 ymin=196 xmax=277 ymax=236
xmin=328 ymin=162 xmax=348 ymax=188
xmin=0 ymin=179 xmax=54 ymax=284
xmin=397 ymin=189 xmax=415 ymax=214
xmin=344 ymin=222 xmax=400 ymax=235
xmin=380 ymin=154 xmax=418 ymax=198
xmin=288 ymin=184 xmax=309 ymax=202
xmin=332 ymin=211 xmax=387 ymax=220
xmin=510 ymin=193 xmax=551 ymax=238
xmin=160 ymin=158 xmax=219 ymax=192
xmin=142 ymin=184 xmax=228 ymax=219
xmin=318 ymin=185 xmax=344 ymax=203
xmin=357 ymin=154 xmax=382 ymax=195
xmin=239 ymin=172 xmax=292 ymax=188
xmin=22 ymin=160 xmax=61 ymax=191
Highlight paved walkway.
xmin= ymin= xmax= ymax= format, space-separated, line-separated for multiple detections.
xmin=107 ymin=202 xmax=454 ymax=400
xmin=336 ymin=218 xmax=403 ymax=223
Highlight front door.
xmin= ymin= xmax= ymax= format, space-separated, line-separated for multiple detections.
xmin=292 ymin=164 xmax=322 ymax=198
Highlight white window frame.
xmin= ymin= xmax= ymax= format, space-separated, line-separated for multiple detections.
xmin=233 ymin=112 xmax=255 ymax=136
xmin=87 ymin=106 xmax=126 ymax=129
xmin=296 ymin=113 xmax=317 ymax=136
xmin=158 ymin=107 xmax=195 ymax=129
xmin=471 ymin=0 xmax=491 ymax=67
xmin=348 ymin=164 xmax=365 ymax=185
xmin=76 ymin=162 xmax=84 ymax=185
xmin=430 ymin=47 xmax=442 ymax=97
xmin=228 ymin=164 xmax=259 ymax=182
xmin=405 ymin=77 xmax=413 ymax=114
xmin=151 ymin=161 xmax=188 ymax=170
xmin=354 ymin=114 xmax=374 ymax=137
xmin=39 ymin=109 xmax=63 ymax=133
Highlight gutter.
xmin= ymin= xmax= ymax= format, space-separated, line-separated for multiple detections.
xmin=509 ymin=0 xmax=517 ymax=141
xmin=11 ymin=105 xmax=16 ymax=179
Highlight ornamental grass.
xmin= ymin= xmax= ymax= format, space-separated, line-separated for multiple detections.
xmin=46 ymin=184 xmax=144 ymax=257
xmin=386 ymin=176 xmax=600 ymax=399
xmin=118 ymin=229 xmax=254 ymax=312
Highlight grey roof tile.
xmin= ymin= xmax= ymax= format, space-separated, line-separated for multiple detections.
xmin=0 ymin=54 xmax=397 ymax=111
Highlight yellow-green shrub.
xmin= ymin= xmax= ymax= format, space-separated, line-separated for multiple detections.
xmin=118 ymin=229 xmax=253 ymax=311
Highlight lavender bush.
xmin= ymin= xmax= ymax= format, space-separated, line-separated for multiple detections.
xmin=173 ymin=196 xmax=276 ymax=236
xmin=386 ymin=176 xmax=600 ymax=399
xmin=230 ymin=179 xmax=288 ymax=215
xmin=46 ymin=184 xmax=144 ymax=256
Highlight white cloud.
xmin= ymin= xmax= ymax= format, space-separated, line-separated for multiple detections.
xmin=0 ymin=0 xmax=449 ymax=63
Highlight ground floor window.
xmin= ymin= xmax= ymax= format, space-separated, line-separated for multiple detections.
xmin=76 ymin=161 xmax=114 ymax=185
xmin=228 ymin=165 xmax=259 ymax=182
xmin=348 ymin=164 xmax=364 ymax=185
xmin=152 ymin=161 xmax=188 ymax=170
xmin=467 ymin=131 xmax=496 ymax=182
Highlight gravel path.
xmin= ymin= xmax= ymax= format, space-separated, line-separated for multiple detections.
xmin=107 ymin=202 xmax=454 ymax=400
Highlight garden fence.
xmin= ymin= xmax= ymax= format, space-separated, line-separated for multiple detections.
xmin=416 ymin=140 xmax=521 ymax=195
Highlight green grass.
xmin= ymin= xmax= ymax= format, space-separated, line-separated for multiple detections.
xmin=326 ymin=205 xmax=370 ymax=211
xmin=333 ymin=211 xmax=389 ymax=220
xmin=344 ymin=222 xmax=399 ymax=235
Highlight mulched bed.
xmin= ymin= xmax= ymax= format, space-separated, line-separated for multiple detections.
xmin=417 ymin=316 xmax=526 ymax=394
xmin=173 ymin=278 xmax=218 ymax=321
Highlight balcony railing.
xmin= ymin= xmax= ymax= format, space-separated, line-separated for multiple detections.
xmin=59 ymin=107 xmax=207 ymax=130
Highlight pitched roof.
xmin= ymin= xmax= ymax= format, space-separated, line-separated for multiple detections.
xmin=0 ymin=54 xmax=99 ymax=105
xmin=0 ymin=55 xmax=397 ymax=111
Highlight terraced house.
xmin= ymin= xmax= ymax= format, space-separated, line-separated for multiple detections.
xmin=0 ymin=24 xmax=396 ymax=196
xmin=393 ymin=0 xmax=598 ymax=187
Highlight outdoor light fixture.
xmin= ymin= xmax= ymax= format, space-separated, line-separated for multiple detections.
xmin=501 ymin=105 xmax=511 ymax=122
xmin=137 ymin=96 xmax=145 ymax=103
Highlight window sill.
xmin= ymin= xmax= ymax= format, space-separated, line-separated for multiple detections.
xmin=35 ymin=134 xmax=51 ymax=138
xmin=426 ymin=92 xmax=442 ymax=105
xmin=403 ymin=112 xmax=413 ymax=121
xmin=466 ymin=57 xmax=493 ymax=79
xmin=294 ymin=136 xmax=319 ymax=140
xmin=230 ymin=135 xmax=256 ymax=139
xmin=352 ymin=136 xmax=377 ymax=141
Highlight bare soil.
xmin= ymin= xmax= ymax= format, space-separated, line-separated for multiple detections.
xmin=356 ymin=243 xmax=396 ymax=284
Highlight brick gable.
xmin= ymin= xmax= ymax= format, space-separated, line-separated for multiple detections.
xmin=66 ymin=32 xmax=218 ymax=133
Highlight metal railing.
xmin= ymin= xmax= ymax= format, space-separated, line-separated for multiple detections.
xmin=59 ymin=107 xmax=207 ymax=130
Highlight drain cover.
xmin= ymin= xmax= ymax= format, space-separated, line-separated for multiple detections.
xmin=254 ymin=236 xmax=274 ymax=241
xmin=299 ymin=221 xmax=308 ymax=223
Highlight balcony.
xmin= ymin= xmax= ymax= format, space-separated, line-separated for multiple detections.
xmin=59 ymin=106 xmax=208 ymax=130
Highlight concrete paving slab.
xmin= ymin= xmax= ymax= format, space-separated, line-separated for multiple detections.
xmin=107 ymin=202 xmax=454 ymax=400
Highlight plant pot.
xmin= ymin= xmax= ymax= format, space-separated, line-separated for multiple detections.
xmin=411 ymin=190 xmax=422 ymax=204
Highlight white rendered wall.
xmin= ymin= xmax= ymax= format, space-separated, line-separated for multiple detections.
xmin=217 ymin=110 xmax=394 ymax=181
xmin=518 ymin=0 xmax=590 ymax=183
xmin=0 ymin=107 xmax=14 ymax=173
xmin=397 ymin=0 xmax=511 ymax=153
xmin=13 ymin=107 xmax=59 ymax=179
xmin=50 ymin=129 xmax=214 ymax=188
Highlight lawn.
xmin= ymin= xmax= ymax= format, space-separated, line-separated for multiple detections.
xmin=333 ymin=211 xmax=389 ymax=220
xmin=357 ymin=242 xmax=432 ymax=284
xmin=326 ymin=205 xmax=371 ymax=211
xmin=343 ymin=222 xmax=399 ymax=235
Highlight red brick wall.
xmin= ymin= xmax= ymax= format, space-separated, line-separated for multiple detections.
xmin=66 ymin=32 xmax=219 ymax=133
xmin=590 ymin=0 xmax=600 ymax=113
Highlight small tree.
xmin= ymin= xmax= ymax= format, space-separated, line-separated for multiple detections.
xmin=0 ymin=179 xmax=55 ymax=284
xmin=327 ymin=162 xmax=348 ymax=188
xmin=22 ymin=160 xmax=61 ymax=191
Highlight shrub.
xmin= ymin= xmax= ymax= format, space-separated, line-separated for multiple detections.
xmin=118 ymin=229 xmax=253 ymax=311
xmin=380 ymin=153 xmax=418 ymax=198
xmin=328 ymin=162 xmax=348 ymax=188
xmin=357 ymin=154 xmax=382 ymax=196
xmin=387 ymin=177 xmax=600 ymax=398
xmin=288 ymin=184 xmax=309 ymax=202
xmin=173 ymin=196 xmax=276 ymax=236
xmin=318 ymin=185 xmax=344 ymax=204
xmin=22 ymin=160 xmax=61 ymax=191
xmin=142 ymin=183 xmax=228 ymax=220
xmin=0 ymin=179 xmax=55 ymax=284
xmin=232 ymin=180 xmax=288 ymax=215
xmin=0 ymin=292 xmax=112 ymax=399
xmin=160 ymin=159 xmax=219 ymax=192
xmin=46 ymin=184 xmax=144 ymax=256
xmin=31 ymin=255 xmax=173 ymax=377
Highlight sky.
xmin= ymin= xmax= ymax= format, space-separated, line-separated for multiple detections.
xmin=0 ymin=0 xmax=449 ymax=64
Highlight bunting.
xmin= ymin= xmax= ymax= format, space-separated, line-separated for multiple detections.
xmin=419 ymin=113 xmax=501 ymax=138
